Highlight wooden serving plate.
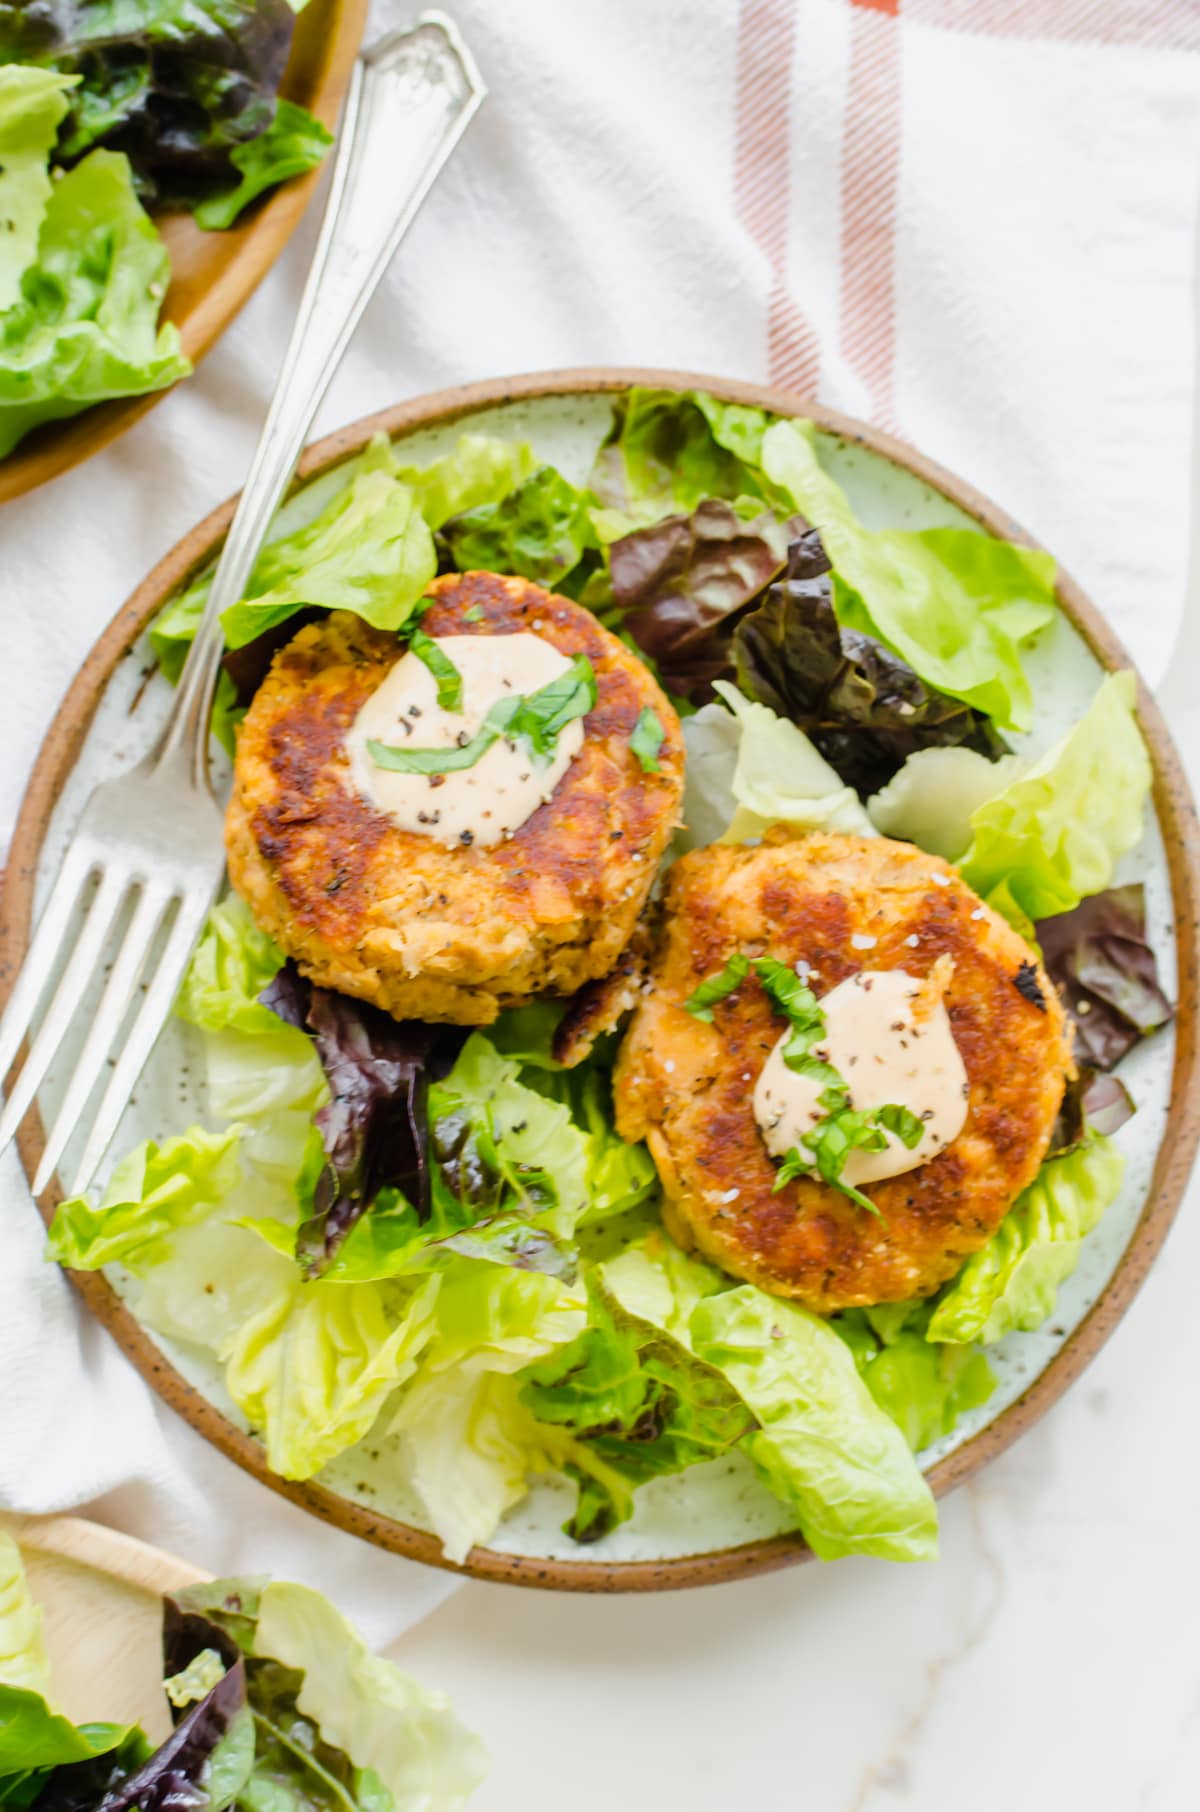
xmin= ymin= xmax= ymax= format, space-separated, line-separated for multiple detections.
xmin=2 ymin=1514 xmax=206 ymax=1739
xmin=0 ymin=0 xmax=369 ymax=506
xmin=3 ymin=368 xmax=1198 ymax=1591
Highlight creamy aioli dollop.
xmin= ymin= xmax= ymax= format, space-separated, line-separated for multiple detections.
xmin=346 ymin=632 xmax=585 ymax=849
xmin=754 ymin=966 xmax=968 ymax=1186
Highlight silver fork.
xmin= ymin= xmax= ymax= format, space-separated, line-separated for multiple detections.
xmin=0 ymin=15 xmax=486 ymax=1202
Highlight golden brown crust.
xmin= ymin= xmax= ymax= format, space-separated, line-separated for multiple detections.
xmin=613 ymin=831 xmax=1072 ymax=1312
xmin=225 ymin=573 xmax=685 ymax=1024
xmin=552 ymin=917 xmax=652 ymax=1068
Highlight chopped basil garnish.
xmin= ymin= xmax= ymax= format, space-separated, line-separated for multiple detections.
xmin=876 ymin=1103 xmax=925 ymax=1149
xmin=408 ymin=627 xmax=463 ymax=710
xmin=367 ymin=655 xmax=596 ymax=777
xmin=773 ymin=1100 xmax=927 ymax=1217
xmin=630 ymin=706 xmax=665 ymax=772
xmin=463 ymin=605 xmax=485 ymax=622
xmin=503 ymin=654 xmax=597 ymax=762
xmin=367 ymin=723 xmax=498 ymax=775
xmin=684 ymin=951 xmax=751 ymax=1021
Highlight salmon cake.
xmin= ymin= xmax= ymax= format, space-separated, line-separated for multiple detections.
xmin=226 ymin=571 xmax=685 ymax=1024
xmin=614 ymin=830 xmax=1072 ymax=1311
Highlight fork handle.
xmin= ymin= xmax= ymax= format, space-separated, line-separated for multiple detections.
xmin=156 ymin=13 xmax=486 ymax=785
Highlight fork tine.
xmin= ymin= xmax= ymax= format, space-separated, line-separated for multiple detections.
xmin=68 ymin=887 xmax=216 ymax=1199
xmin=0 ymin=845 xmax=95 ymax=1087
xmin=32 ymin=882 xmax=171 ymax=1197
xmin=0 ymin=865 xmax=128 ymax=1159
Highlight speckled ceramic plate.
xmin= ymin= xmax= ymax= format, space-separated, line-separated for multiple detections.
xmin=4 ymin=369 xmax=1198 ymax=1590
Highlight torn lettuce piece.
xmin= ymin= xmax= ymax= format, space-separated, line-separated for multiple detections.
xmin=440 ymin=465 xmax=598 ymax=588
xmin=219 ymin=468 xmax=437 ymax=649
xmin=46 ymin=1125 xmax=243 ymax=1273
xmin=224 ymin=1274 xmax=441 ymax=1481
xmin=959 ymin=670 xmax=1152 ymax=923
xmin=193 ymin=98 xmax=332 ymax=230
xmin=678 ymin=683 xmax=875 ymax=851
xmin=250 ymin=1580 xmax=487 ymax=1809
xmin=833 ymin=1308 xmax=995 ymax=1451
xmin=590 ymin=387 xmax=775 ymax=523
xmin=0 ymin=148 xmax=190 ymax=459
xmin=520 ymin=1268 xmax=755 ymax=1543
xmin=761 ymin=419 xmax=1055 ymax=731
xmin=928 ymin=1133 xmax=1125 ymax=1345
xmin=391 ymin=1265 xmax=586 ymax=1561
xmin=0 ymin=65 xmax=74 ymax=310
xmin=867 ymin=746 xmax=1025 ymax=862
xmin=689 ymin=1285 xmax=939 ymax=1561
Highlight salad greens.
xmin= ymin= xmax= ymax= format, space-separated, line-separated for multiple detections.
xmin=0 ymin=3 xmax=331 ymax=457
xmin=0 ymin=1538 xmax=485 ymax=1812
xmin=49 ymin=385 xmax=1166 ymax=1567
xmin=927 ymin=1133 xmax=1125 ymax=1345
xmin=0 ymin=2 xmax=328 ymax=225
xmin=0 ymin=74 xmax=190 ymax=457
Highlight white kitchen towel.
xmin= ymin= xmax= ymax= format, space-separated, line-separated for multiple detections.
xmin=1 ymin=0 xmax=1197 ymax=1641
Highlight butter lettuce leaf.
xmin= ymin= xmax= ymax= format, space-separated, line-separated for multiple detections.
xmin=867 ymin=746 xmax=1025 ymax=862
xmin=219 ymin=468 xmax=437 ymax=650
xmin=0 ymin=147 xmax=190 ymax=459
xmin=225 ymin=1275 xmax=441 ymax=1481
xmin=441 ymin=466 xmax=598 ymax=588
xmin=689 ymin=1285 xmax=938 ymax=1561
xmin=391 ymin=1267 xmax=585 ymax=1561
xmin=590 ymin=387 xmax=773 ymax=522
xmin=252 ymin=1580 xmax=487 ymax=1810
xmin=761 ymin=419 xmax=1055 ymax=731
xmin=928 ymin=1133 xmax=1125 ymax=1345
xmin=47 ymin=1125 xmax=243 ymax=1273
xmin=960 ymin=671 xmax=1152 ymax=922
xmin=521 ymin=1268 xmax=755 ymax=1543
xmin=0 ymin=65 xmax=74 ymax=310
xmin=833 ymin=1307 xmax=995 ymax=1451
xmin=679 ymin=684 xmax=874 ymax=850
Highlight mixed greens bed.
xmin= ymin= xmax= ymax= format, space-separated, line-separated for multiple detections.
xmin=0 ymin=3 xmax=330 ymax=458
xmin=47 ymin=388 xmax=1174 ymax=1566
xmin=0 ymin=1529 xmax=484 ymax=1810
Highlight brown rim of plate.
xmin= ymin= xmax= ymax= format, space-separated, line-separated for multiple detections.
xmin=0 ymin=0 xmax=369 ymax=508
xmin=3 ymin=367 xmax=1197 ymax=1593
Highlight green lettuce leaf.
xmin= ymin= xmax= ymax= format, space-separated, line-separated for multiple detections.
xmin=441 ymin=466 xmax=597 ymax=587
xmin=321 ymin=1032 xmax=591 ymax=1283
xmin=224 ymin=1274 xmax=441 ymax=1481
xmin=219 ymin=468 xmax=437 ymax=650
xmin=689 ymin=1285 xmax=939 ymax=1561
xmin=0 ymin=147 xmax=190 ymax=458
xmin=193 ymin=99 xmax=332 ymax=231
xmin=0 ymin=1686 xmax=133 ymax=1782
xmin=866 ymin=746 xmax=1025 ymax=862
xmin=390 ymin=1265 xmax=586 ymax=1561
xmin=46 ymin=1125 xmax=243 ymax=1273
xmin=394 ymin=434 xmax=535 ymax=531
xmin=928 ymin=1133 xmax=1125 ymax=1345
xmin=176 ymin=895 xmax=288 ymax=1039
xmin=760 ymin=419 xmax=1055 ymax=731
xmin=679 ymin=683 xmax=875 ymax=849
xmin=590 ymin=388 xmax=774 ymax=524
xmin=0 ymin=1534 xmax=48 ymax=1697
xmin=833 ymin=1308 xmax=995 ymax=1451
xmin=0 ymin=65 xmax=74 ymax=310
xmin=520 ymin=1268 xmax=755 ymax=1542
xmin=252 ymin=1581 xmax=487 ymax=1810
xmin=959 ymin=670 xmax=1152 ymax=923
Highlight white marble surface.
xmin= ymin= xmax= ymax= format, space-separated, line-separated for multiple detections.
xmin=383 ymin=319 xmax=1200 ymax=1808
